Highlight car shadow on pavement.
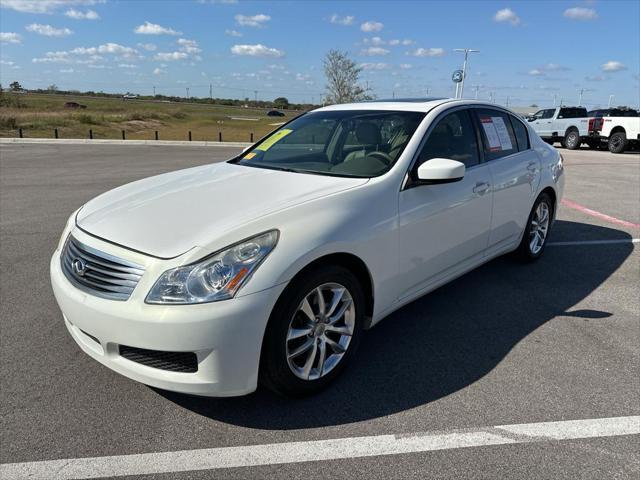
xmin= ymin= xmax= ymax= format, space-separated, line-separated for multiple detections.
xmin=156 ymin=220 xmax=634 ymax=429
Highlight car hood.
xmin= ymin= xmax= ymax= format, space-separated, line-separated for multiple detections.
xmin=76 ymin=162 xmax=368 ymax=258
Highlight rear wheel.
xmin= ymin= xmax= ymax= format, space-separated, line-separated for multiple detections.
xmin=608 ymin=132 xmax=627 ymax=154
xmin=515 ymin=193 xmax=553 ymax=262
xmin=260 ymin=265 xmax=364 ymax=397
xmin=564 ymin=130 xmax=581 ymax=150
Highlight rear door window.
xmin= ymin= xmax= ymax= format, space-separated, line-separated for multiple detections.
xmin=473 ymin=109 xmax=519 ymax=160
xmin=510 ymin=116 xmax=530 ymax=151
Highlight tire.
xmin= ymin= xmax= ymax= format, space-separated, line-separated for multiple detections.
xmin=608 ymin=132 xmax=627 ymax=154
xmin=260 ymin=264 xmax=365 ymax=397
xmin=515 ymin=192 xmax=554 ymax=262
xmin=564 ymin=130 xmax=581 ymax=150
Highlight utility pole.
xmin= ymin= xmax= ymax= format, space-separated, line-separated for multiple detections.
xmin=608 ymin=94 xmax=614 ymax=108
xmin=489 ymin=91 xmax=494 ymax=103
xmin=506 ymin=96 xmax=510 ymax=107
xmin=153 ymin=85 xmax=156 ymax=96
xmin=552 ymin=94 xmax=557 ymax=107
xmin=473 ymin=85 xmax=480 ymax=100
xmin=186 ymin=87 xmax=189 ymax=99
xmin=453 ymin=48 xmax=480 ymax=98
xmin=254 ymin=90 xmax=258 ymax=103
xmin=209 ymin=83 xmax=212 ymax=99
xmin=578 ymin=88 xmax=584 ymax=106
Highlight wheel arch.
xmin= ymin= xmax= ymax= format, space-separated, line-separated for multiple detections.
xmin=610 ymin=126 xmax=627 ymax=136
xmin=539 ymin=186 xmax=558 ymax=221
xmin=278 ymin=252 xmax=375 ymax=326
xmin=564 ymin=125 xmax=579 ymax=137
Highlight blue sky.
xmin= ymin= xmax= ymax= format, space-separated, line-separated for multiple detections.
xmin=1 ymin=0 xmax=638 ymax=108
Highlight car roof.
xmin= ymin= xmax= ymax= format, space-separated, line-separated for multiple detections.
xmin=313 ymin=98 xmax=517 ymax=114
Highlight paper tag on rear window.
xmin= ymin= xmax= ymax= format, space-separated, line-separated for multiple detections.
xmin=480 ymin=117 xmax=501 ymax=151
xmin=491 ymin=116 xmax=513 ymax=150
xmin=255 ymin=129 xmax=293 ymax=151
xmin=243 ymin=152 xmax=256 ymax=159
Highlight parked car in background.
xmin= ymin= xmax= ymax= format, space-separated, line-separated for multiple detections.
xmin=587 ymin=111 xmax=640 ymax=153
xmin=51 ymin=98 xmax=564 ymax=397
xmin=267 ymin=110 xmax=285 ymax=117
xmin=526 ymin=106 xmax=589 ymax=149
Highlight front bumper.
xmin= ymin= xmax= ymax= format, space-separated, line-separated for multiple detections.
xmin=50 ymin=229 xmax=285 ymax=397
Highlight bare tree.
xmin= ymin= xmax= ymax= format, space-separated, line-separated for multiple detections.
xmin=323 ymin=50 xmax=371 ymax=104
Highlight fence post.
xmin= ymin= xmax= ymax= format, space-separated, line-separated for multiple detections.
xmin=188 ymin=131 xmax=192 ymax=142
xmin=89 ymin=129 xmax=93 ymax=139
xmin=121 ymin=130 xmax=125 ymax=140
xmin=18 ymin=128 xmax=23 ymax=138
xmin=218 ymin=131 xmax=222 ymax=142
xmin=155 ymin=130 xmax=158 ymax=141
xmin=250 ymin=132 xmax=254 ymax=142
xmin=54 ymin=128 xmax=59 ymax=139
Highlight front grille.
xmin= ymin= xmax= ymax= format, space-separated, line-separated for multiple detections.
xmin=119 ymin=345 xmax=198 ymax=373
xmin=61 ymin=235 xmax=145 ymax=301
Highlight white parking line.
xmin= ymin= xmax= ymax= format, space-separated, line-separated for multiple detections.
xmin=548 ymin=238 xmax=640 ymax=246
xmin=1 ymin=416 xmax=638 ymax=479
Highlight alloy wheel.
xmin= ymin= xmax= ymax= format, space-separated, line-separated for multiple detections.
xmin=529 ymin=201 xmax=550 ymax=255
xmin=285 ymin=283 xmax=355 ymax=381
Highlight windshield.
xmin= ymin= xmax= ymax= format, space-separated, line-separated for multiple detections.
xmin=235 ymin=110 xmax=425 ymax=178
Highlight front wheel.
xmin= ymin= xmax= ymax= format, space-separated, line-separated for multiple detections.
xmin=260 ymin=265 xmax=364 ymax=397
xmin=564 ymin=130 xmax=581 ymax=150
xmin=515 ymin=193 xmax=553 ymax=262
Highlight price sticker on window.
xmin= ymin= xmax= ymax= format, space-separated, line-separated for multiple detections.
xmin=255 ymin=129 xmax=293 ymax=151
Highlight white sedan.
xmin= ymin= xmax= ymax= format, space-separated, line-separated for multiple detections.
xmin=50 ymin=99 xmax=564 ymax=397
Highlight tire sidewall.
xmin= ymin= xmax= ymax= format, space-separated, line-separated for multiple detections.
xmin=565 ymin=130 xmax=580 ymax=150
xmin=260 ymin=265 xmax=365 ymax=396
xmin=518 ymin=193 xmax=553 ymax=261
xmin=608 ymin=133 xmax=627 ymax=154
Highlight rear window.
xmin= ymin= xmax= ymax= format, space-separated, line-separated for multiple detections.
xmin=474 ymin=109 xmax=519 ymax=161
xmin=558 ymin=108 xmax=587 ymax=119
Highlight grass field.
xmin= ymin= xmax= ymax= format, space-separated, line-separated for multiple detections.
xmin=0 ymin=93 xmax=302 ymax=142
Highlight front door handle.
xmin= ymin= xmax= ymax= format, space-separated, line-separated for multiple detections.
xmin=473 ymin=182 xmax=490 ymax=195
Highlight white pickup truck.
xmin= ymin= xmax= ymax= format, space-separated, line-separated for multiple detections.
xmin=587 ymin=108 xmax=640 ymax=153
xmin=526 ymin=106 xmax=590 ymax=150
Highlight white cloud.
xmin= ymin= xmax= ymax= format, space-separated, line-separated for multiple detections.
xmin=0 ymin=60 xmax=15 ymax=65
xmin=0 ymin=32 xmax=21 ymax=43
xmin=65 ymin=8 xmax=99 ymax=19
xmin=177 ymin=38 xmax=201 ymax=54
xmin=364 ymin=36 xmax=386 ymax=46
xmin=134 ymin=21 xmax=181 ymax=35
xmin=585 ymin=75 xmax=607 ymax=82
xmin=0 ymin=0 xmax=103 ymax=14
xmin=330 ymin=14 xmax=354 ymax=26
xmin=361 ymin=46 xmax=390 ymax=56
xmin=267 ymin=64 xmax=284 ymax=70
xmin=59 ymin=67 xmax=74 ymax=73
xmin=360 ymin=21 xmax=383 ymax=32
xmin=601 ymin=61 xmax=626 ymax=72
xmin=564 ymin=7 xmax=597 ymax=20
xmin=494 ymin=8 xmax=521 ymax=26
xmin=543 ymin=63 xmax=569 ymax=71
xmin=225 ymin=29 xmax=242 ymax=37
xmin=137 ymin=42 xmax=157 ymax=51
xmin=153 ymin=67 xmax=165 ymax=75
xmin=360 ymin=62 xmax=389 ymax=70
xmin=409 ymin=47 xmax=445 ymax=57
xmin=399 ymin=63 xmax=412 ymax=69
xmin=26 ymin=24 xmax=73 ymax=37
xmin=154 ymin=51 xmax=188 ymax=61
xmin=235 ymin=14 xmax=270 ymax=27
xmin=118 ymin=63 xmax=137 ymax=68
xmin=528 ymin=69 xmax=544 ymax=76
xmin=388 ymin=39 xmax=414 ymax=46
xmin=231 ymin=43 xmax=284 ymax=57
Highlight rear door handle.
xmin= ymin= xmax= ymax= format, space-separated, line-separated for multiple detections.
xmin=527 ymin=162 xmax=537 ymax=173
xmin=473 ymin=182 xmax=490 ymax=195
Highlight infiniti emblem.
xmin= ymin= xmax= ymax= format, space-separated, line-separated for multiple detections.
xmin=72 ymin=258 xmax=87 ymax=276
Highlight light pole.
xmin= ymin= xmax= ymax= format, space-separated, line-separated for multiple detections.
xmin=453 ymin=48 xmax=479 ymax=98
xmin=608 ymin=94 xmax=614 ymax=108
xmin=473 ymin=85 xmax=480 ymax=100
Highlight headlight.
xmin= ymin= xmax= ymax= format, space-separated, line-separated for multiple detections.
xmin=145 ymin=230 xmax=279 ymax=304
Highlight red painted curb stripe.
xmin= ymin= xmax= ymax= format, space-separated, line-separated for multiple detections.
xmin=561 ymin=199 xmax=640 ymax=229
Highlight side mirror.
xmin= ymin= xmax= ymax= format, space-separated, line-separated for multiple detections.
xmin=527 ymin=116 xmax=536 ymax=122
xmin=416 ymin=158 xmax=465 ymax=184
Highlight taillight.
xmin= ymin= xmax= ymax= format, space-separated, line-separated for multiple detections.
xmin=588 ymin=117 xmax=602 ymax=133
xmin=588 ymin=118 xmax=595 ymax=131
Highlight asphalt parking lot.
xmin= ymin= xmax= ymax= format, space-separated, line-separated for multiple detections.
xmin=1 ymin=143 xmax=638 ymax=479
